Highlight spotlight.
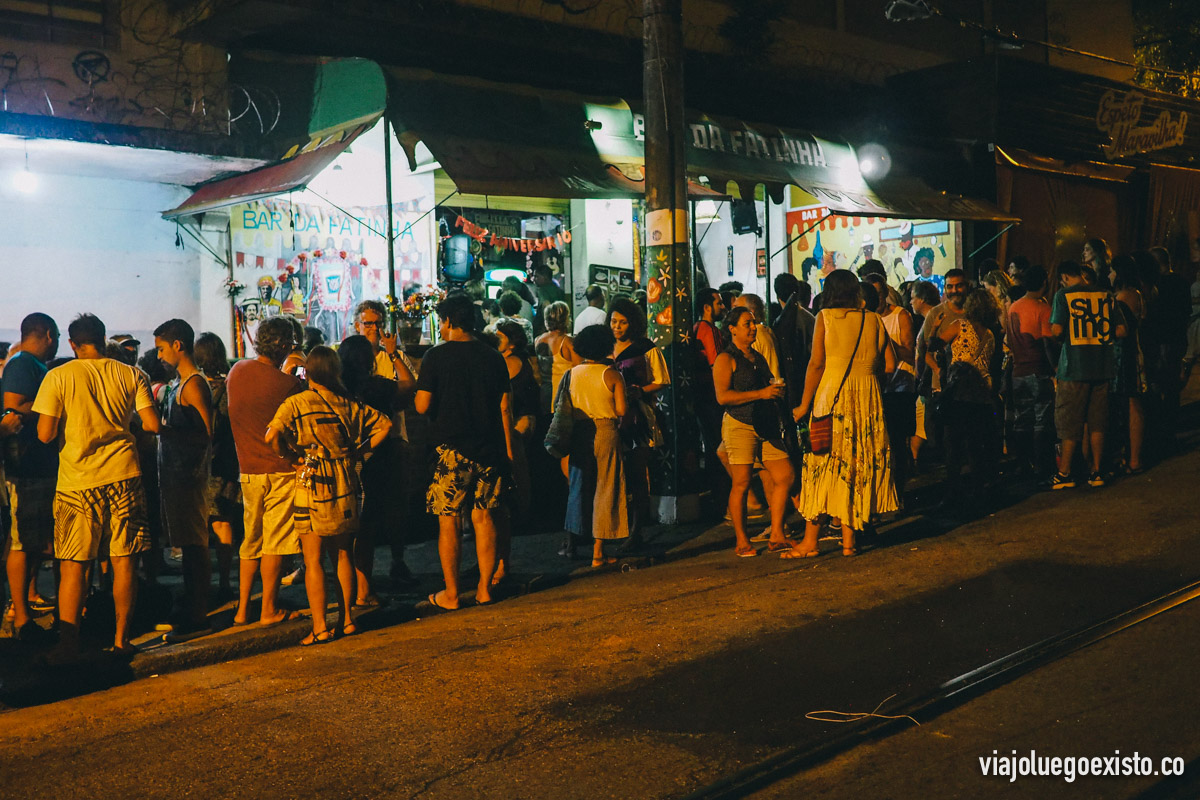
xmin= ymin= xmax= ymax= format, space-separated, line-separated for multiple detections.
xmin=857 ymin=143 xmax=892 ymax=180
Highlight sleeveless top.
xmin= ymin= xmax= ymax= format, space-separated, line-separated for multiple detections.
xmin=159 ymin=373 xmax=211 ymax=480
xmin=947 ymin=320 xmax=995 ymax=404
xmin=511 ymin=356 xmax=541 ymax=420
xmin=536 ymin=334 xmax=575 ymax=413
xmin=880 ymin=305 xmax=917 ymax=392
xmin=569 ymin=364 xmax=619 ymax=420
xmin=722 ymin=345 xmax=772 ymax=425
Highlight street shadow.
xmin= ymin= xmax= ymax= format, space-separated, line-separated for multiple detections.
xmin=547 ymin=558 xmax=1194 ymax=767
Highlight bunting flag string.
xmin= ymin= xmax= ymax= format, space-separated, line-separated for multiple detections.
xmin=451 ymin=212 xmax=572 ymax=253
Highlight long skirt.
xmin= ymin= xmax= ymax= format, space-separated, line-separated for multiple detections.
xmin=564 ymin=417 xmax=629 ymax=540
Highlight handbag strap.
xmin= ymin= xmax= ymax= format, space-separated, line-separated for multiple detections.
xmin=310 ymin=389 xmax=356 ymax=458
xmin=828 ymin=310 xmax=866 ymax=411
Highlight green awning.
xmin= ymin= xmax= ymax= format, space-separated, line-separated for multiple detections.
xmin=384 ymin=67 xmax=1017 ymax=223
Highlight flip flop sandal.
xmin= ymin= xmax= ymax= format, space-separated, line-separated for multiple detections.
xmin=780 ymin=548 xmax=819 ymax=559
xmin=735 ymin=546 xmax=759 ymax=558
xmin=766 ymin=541 xmax=793 ymax=553
xmin=300 ymin=630 xmax=335 ymax=647
xmin=425 ymin=592 xmax=459 ymax=612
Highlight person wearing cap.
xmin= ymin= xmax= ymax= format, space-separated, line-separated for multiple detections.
xmin=112 ymin=334 xmax=140 ymax=366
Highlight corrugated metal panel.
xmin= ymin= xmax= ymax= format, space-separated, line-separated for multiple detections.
xmin=434 ymin=170 xmax=570 ymax=215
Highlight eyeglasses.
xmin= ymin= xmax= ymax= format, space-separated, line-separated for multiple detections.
xmin=359 ymin=319 xmax=383 ymax=328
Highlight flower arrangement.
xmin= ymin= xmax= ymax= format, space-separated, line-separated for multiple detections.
xmin=223 ymin=277 xmax=246 ymax=299
xmin=397 ymin=287 xmax=443 ymax=321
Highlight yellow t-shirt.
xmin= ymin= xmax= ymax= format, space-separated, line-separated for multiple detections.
xmin=32 ymin=358 xmax=155 ymax=492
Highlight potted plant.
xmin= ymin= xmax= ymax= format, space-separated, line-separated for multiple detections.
xmin=395 ymin=287 xmax=443 ymax=345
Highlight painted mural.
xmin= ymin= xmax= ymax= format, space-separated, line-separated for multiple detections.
xmin=786 ymin=191 xmax=960 ymax=298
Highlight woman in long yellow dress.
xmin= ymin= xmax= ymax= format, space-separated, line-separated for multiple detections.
xmin=785 ymin=270 xmax=899 ymax=559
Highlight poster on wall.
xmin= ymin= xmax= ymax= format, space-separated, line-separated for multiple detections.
xmin=590 ymin=264 xmax=636 ymax=297
xmin=229 ymin=198 xmax=434 ymax=355
xmin=785 ymin=191 xmax=960 ymax=298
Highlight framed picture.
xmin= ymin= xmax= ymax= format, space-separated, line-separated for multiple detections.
xmin=756 ymin=248 xmax=767 ymax=278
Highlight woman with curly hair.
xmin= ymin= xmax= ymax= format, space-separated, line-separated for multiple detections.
xmin=935 ymin=288 xmax=1001 ymax=502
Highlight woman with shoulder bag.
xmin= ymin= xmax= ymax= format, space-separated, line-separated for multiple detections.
xmin=267 ymin=346 xmax=391 ymax=646
xmin=785 ymin=270 xmax=898 ymax=559
xmin=713 ymin=307 xmax=794 ymax=558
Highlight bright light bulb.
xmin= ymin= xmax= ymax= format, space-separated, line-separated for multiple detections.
xmin=856 ymin=143 xmax=892 ymax=181
xmin=13 ymin=169 xmax=37 ymax=194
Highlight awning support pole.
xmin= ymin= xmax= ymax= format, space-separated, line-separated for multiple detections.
xmin=764 ymin=191 xmax=772 ymax=313
xmin=967 ymin=223 xmax=1017 ymax=262
xmin=772 ymin=213 xmax=833 ymax=261
xmin=384 ymin=115 xmax=398 ymax=335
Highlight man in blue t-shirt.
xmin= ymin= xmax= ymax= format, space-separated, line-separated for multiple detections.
xmin=2 ymin=312 xmax=60 ymax=640
xmin=1048 ymin=261 xmax=1125 ymax=490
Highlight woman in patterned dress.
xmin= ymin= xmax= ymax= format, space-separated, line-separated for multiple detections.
xmin=785 ymin=270 xmax=898 ymax=559
xmin=267 ymin=346 xmax=390 ymax=646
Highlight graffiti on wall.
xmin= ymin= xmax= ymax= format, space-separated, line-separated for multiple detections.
xmin=0 ymin=0 xmax=278 ymax=135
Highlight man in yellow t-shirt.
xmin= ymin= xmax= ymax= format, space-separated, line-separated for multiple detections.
xmin=33 ymin=313 xmax=160 ymax=660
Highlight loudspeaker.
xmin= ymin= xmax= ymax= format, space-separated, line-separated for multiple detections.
xmin=730 ymin=199 xmax=760 ymax=235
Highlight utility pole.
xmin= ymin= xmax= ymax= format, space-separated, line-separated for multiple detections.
xmin=643 ymin=0 xmax=701 ymax=523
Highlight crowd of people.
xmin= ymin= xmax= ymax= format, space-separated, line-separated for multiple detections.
xmin=1 ymin=238 xmax=1195 ymax=662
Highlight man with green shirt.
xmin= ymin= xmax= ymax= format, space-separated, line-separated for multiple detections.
xmin=1049 ymin=261 xmax=1126 ymax=489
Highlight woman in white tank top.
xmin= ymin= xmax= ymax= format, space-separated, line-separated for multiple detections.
xmin=563 ymin=325 xmax=629 ymax=567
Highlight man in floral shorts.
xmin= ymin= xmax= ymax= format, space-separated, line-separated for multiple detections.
xmin=415 ymin=294 xmax=513 ymax=610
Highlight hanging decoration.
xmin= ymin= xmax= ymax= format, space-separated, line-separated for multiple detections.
xmin=451 ymin=213 xmax=572 ymax=253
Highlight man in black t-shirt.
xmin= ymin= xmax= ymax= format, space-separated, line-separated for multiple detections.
xmin=415 ymin=294 xmax=514 ymax=610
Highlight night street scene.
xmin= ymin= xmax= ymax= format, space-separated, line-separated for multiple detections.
xmin=4 ymin=0 xmax=1200 ymax=797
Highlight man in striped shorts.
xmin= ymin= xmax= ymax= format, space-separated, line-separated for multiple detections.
xmin=33 ymin=313 xmax=161 ymax=660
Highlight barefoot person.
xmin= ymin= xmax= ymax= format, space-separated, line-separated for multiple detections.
xmin=33 ymin=314 xmax=160 ymax=658
xmin=268 ymin=346 xmax=390 ymax=645
xmin=415 ymin=294 xmax=515 ymax=610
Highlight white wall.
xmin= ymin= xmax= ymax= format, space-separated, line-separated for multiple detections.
xmin=694 ymin=199 xmax=789 ymax=305
xmin=0 ymin=169 xmax=201 ymax=358
xmin=569 ymin=198 xmax=634 ymax=309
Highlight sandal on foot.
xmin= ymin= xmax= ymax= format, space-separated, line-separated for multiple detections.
xmin=766 ymin=541 xmax=793 ymax=554
xmin=842 ymin=547 xmax=859 ymax=557
xmin=781 ymin=547 xmax=819 ymax=559
xmin=425 ymin=592 xmax=459 ymax=612
xmin=300 ymin=630 xmax=335 ymax=647
xmin=338 ymin=623 xmax=358 ymax=638
xmin=591 ymin=557 xmax=617 ymax=568
xmin=735 ymin=545 xmax=759 ymax=558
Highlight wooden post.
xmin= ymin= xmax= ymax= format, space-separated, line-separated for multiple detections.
xmin=643 ymin=0 xmax=700 ymax=521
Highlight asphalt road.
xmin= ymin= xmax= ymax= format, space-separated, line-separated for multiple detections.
xmin=2 ymin=439 xmax=1199 ymax=800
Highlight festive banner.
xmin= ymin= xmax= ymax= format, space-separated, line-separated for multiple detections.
xmin=451 ymin=212 xmax=572 ymax=252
